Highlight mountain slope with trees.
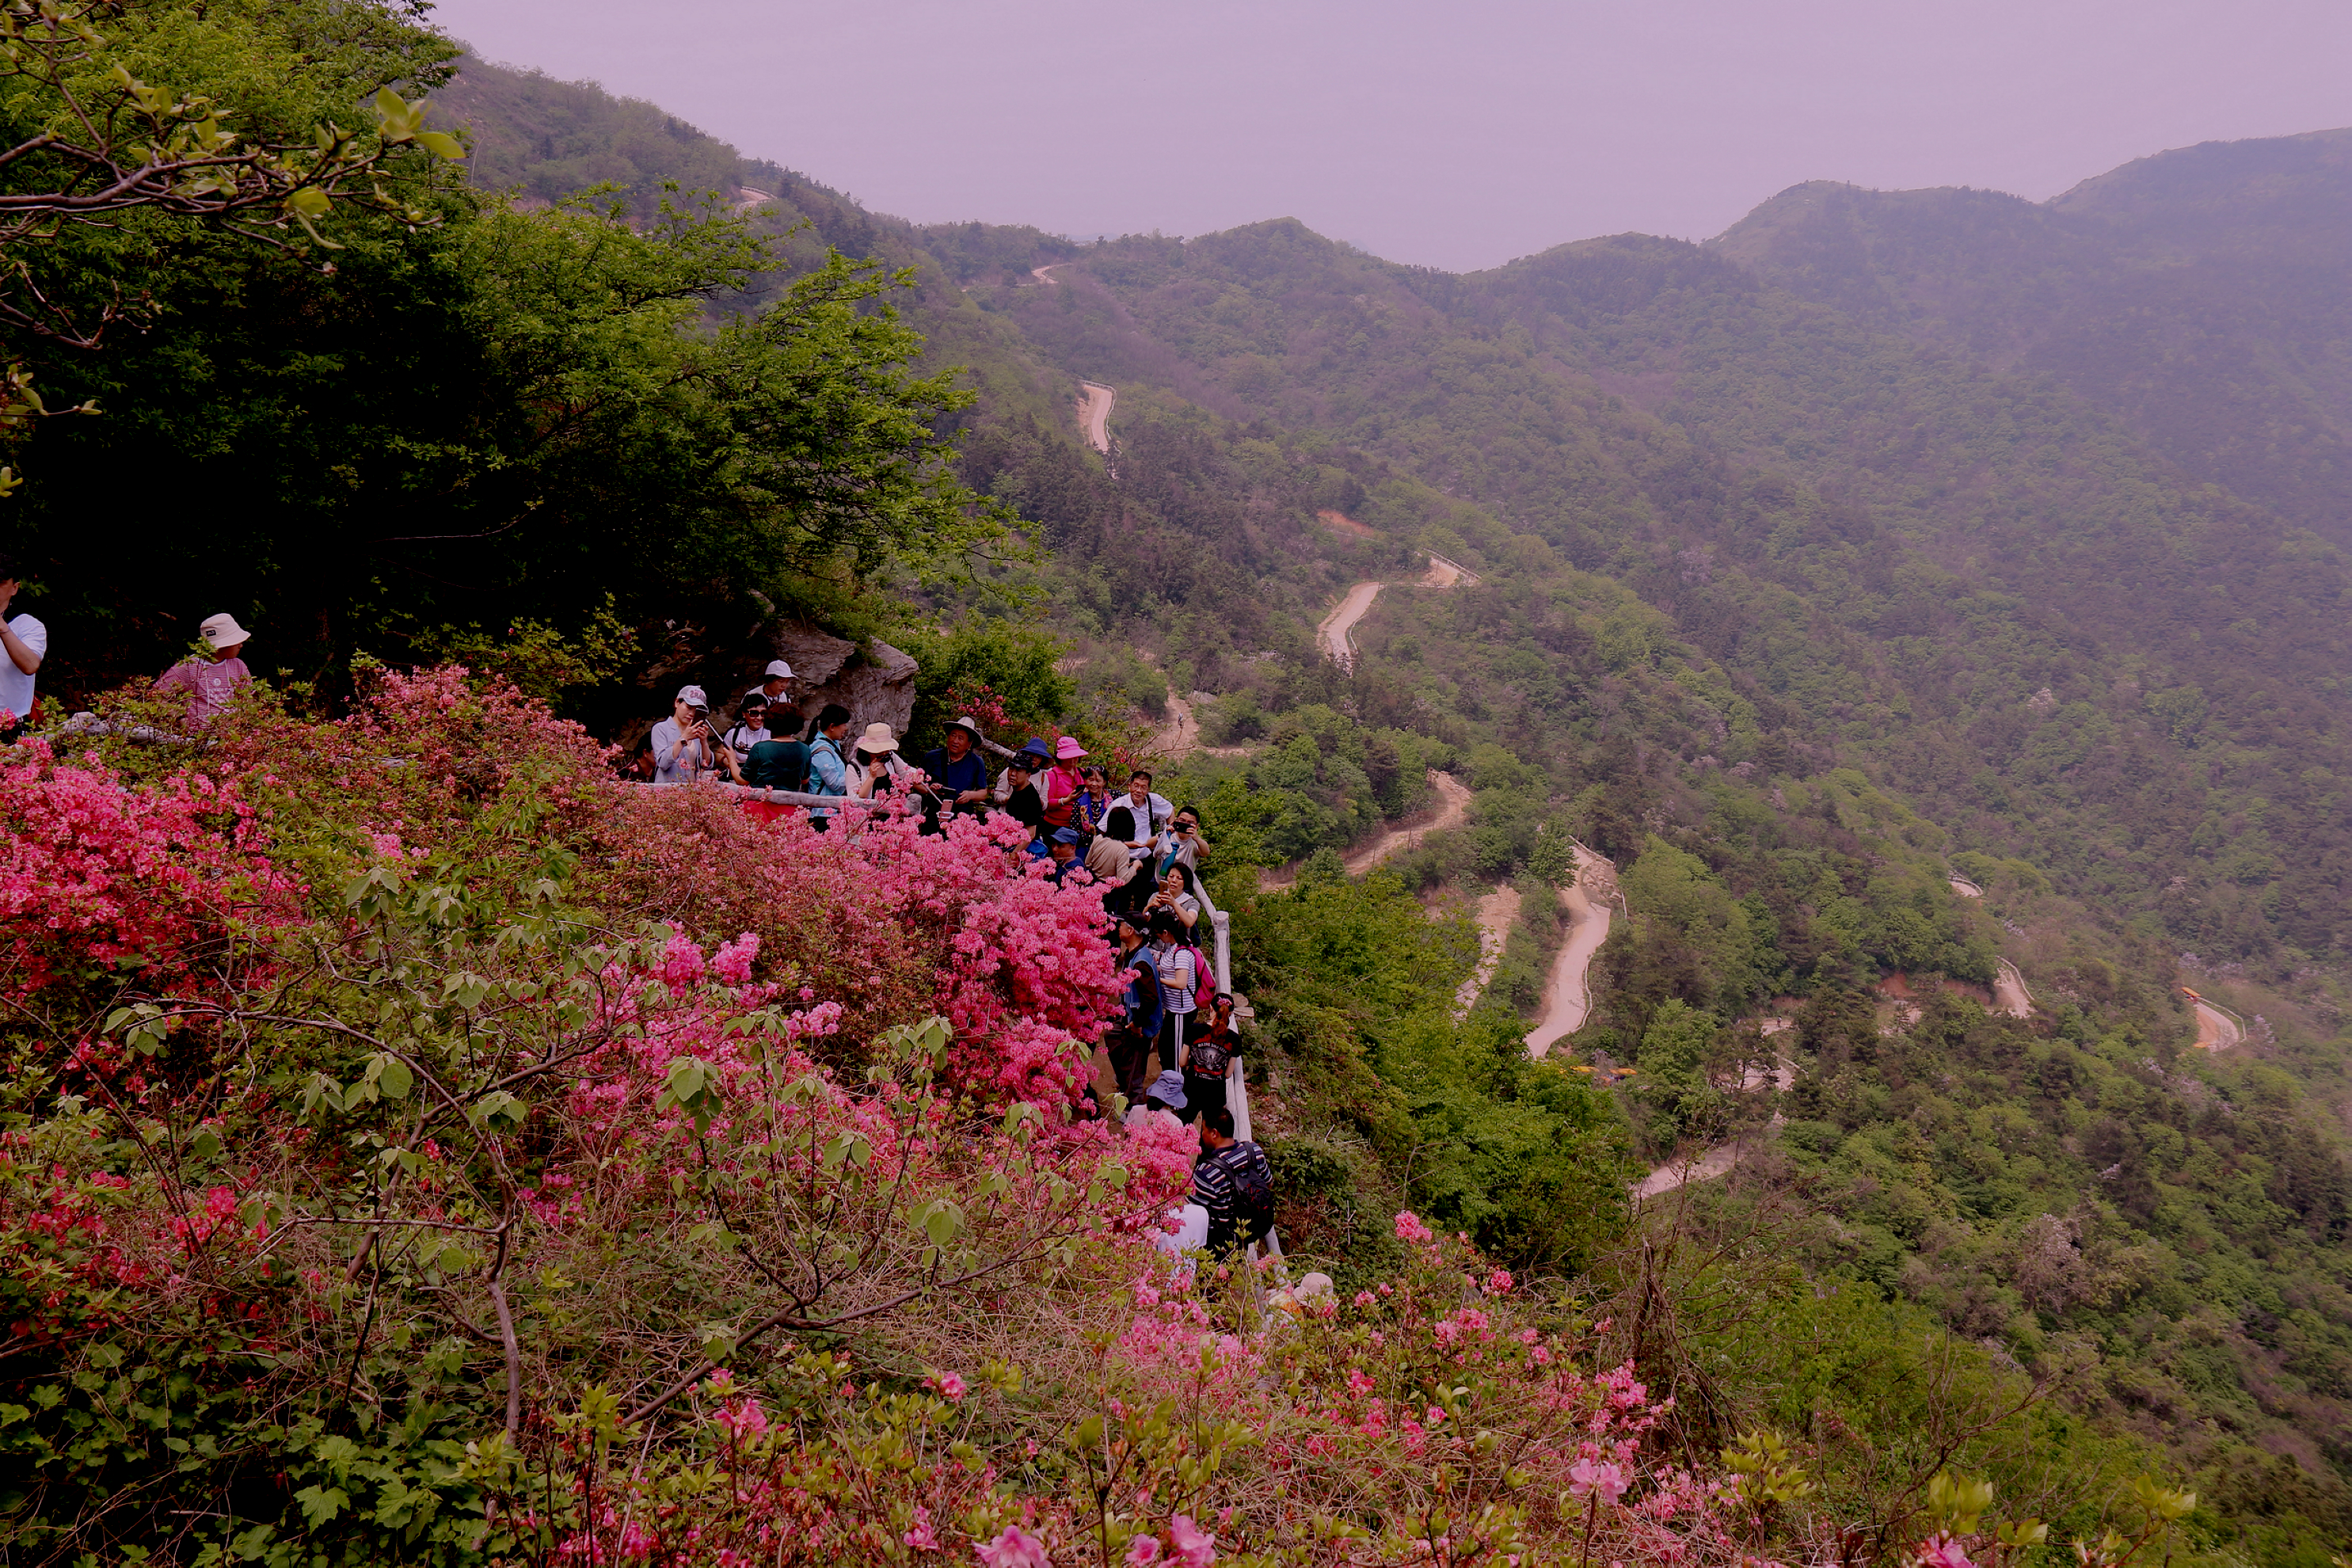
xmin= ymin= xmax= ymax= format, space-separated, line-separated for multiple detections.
xmin=2 ymin=23 xmax=2347 ymax=1563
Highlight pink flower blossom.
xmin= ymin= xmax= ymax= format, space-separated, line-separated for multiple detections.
xmin=1914 ymin=1536 xmax=1973 ymax=1568
xmin=1167 ymin=1515 xmax=1216 ymax=1568
xmin=1484 ymin=1267 xmax=1513 ymax=1294
xmin=1124 ymin=1536 xmax=1162 ymax=1566
xmin=929 ymin=1370 xmax=968 ymax=1400
xmin=975 ymin=1525 xmax=1052 ymax=1568
xmin=904 ymin=1507 xmax=941 ymax=1552
xmin=1346 ymin=1370 xmax=1376 ymax=1397
xmin=1569 ymin=1458 xmax=1628 ymax=1505
xmin=1394 ymin=1211 xmax=1435 ymax=1243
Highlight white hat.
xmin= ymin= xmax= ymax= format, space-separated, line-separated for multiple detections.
xmin=856 ymin=721 xmax=900 ymax=755
xmin=677 ymin=684 xmax=708 ymax=706
xmin=764 ymin=660 xmax=795 ymax=680
xmin=200 ymin=614 xmax=250 ymax=649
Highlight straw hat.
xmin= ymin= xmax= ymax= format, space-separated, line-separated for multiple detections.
xmin=857 ymin=721 xmax=900 ymax=754
xmin=946 ymin=714 xmax=984 ymax=740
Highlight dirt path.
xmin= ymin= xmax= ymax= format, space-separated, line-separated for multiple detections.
xmin=1346 ymin=771 xmax=1471 ymax=875
xmin=1316 ymin=582 xmax=1384 ymax=671
xmin=1454 ymin=886 xmax=1524 ymax=1016
xmin=1635 ymin=1139 xmax=1752 ymax=1199
xmin=1151 ymin=690 xmax=1200 ymax=758
xmin=1076 ymin=381 xmax=1114 ymax=455
xmin=1994 ymin=958 xmax=2034 ymax=1018
xmin=1525 ymin=847 xmax=1618 ymax=1058
xmin=1314 ymin=556 xmax=1476 ymax=672
xmin=1948 ymin=875 xmax=1985 ymax=898
xmin=1257 ymin=771 xmax=1471 ymax=892
xmin=2192 ymin=999 xmax=2244 ymax=1051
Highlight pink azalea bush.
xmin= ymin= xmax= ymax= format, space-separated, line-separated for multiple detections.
xmin=0 ymin=737 xmax=300 ymax=1003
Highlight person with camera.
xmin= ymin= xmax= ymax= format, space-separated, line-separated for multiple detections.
xmin=651 ymin=685 xmax=740 ymax=784
xmin=847 ymin=721 xmax=919 ymax=815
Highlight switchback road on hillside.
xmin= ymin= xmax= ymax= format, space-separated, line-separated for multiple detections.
xmin=1257 ymin=770 xmax=1471 ymax=892
xmin=1076 ymin=382 xmax=1113 ymax=455
xmin=1525 ymin=846 xmax=1618 ymax=1058
xmin=1315 ymin=556 xmax=1477 ymax=672
xmin=2191 ymin=995 xmax=2245 ymax=1050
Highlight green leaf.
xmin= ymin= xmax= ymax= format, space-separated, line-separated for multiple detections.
xmin=294 ymin=1485 xmax=349 ymax=1527
xmin=414 ymin=130 xmax=465 ymax=160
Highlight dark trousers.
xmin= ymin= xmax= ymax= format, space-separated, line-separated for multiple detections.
xmin=1107 ymin=1028 xmax=1155 ymax=1102
xmin=1178 ymin=1069 xmax=1228 ymax=1128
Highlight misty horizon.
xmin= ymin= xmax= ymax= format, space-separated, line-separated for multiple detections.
xmin=425 ymin=0 xmax=2351 ymax=272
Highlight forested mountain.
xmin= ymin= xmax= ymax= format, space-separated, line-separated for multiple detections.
xmin=1713 ymin=129 xmax=2350 ymax=539
xmin=6 ymin=25 xmax=2349 ymax=1563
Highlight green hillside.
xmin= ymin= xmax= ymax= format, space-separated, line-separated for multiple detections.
xmin=1711 ymin=130 xmax=2352 ymax=539
xmin=4 ymin=29 xmax=2348 ymax=1560
xmin=409 ymin=64 xmax=2352 ymax=1539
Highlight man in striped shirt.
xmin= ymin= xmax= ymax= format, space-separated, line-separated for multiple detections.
xmin=1188 ymin=1106 xmax=1273 ymax=1258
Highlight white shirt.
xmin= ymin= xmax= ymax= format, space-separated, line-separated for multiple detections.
xmin=0 ymin=613 xmax=45 ymax=725
xmin=722 ymin=724 xmax=771 ymax=754
xmin=1118 ymin=790 xmax=1172 ymax=849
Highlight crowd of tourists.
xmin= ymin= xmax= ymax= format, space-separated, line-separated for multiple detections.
xmin=637 ymin=673 xmax=1277 ymax=1258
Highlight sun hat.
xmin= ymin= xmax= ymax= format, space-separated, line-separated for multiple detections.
xmin=200 ymin=613 xmax=250 ymax=649
xmin=857 ymin=721 xmax=900 ymax=754
xmin=1145 ymin=1069 xmax=1188 ymax=1111
xmin=1054 ymin=735 xmax=1088 ymax=761
xmin=677 ymin=684 xmax=709 ymax=707
xmin=763 ymin=659 xmax=794 ymax=679
xmin=945 ymin=714 xmax=984 ymax=740
xmin=1017 ymin=736 xmax=1053 ymax=762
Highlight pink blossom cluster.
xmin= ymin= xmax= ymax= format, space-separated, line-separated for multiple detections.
xmin=0 ymin=740 xmax=301 ymax=1002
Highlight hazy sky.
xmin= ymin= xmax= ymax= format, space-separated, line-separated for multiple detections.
xmin=429 ymin=0 xmax=2351 ymax=273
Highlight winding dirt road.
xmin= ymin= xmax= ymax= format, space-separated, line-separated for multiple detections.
xmin=1076 ymin=381 xmax=1114 ymax=455
xmin=1994 ymin=958 xmax=2034 ymax=1018
xmin=1345 ymin=771 xmax=1471 ymax=875
xmin=1315 ymin=558 xmax=1475 ymax=672
xmin=1525 ymin=847 xmax=1617 ymax=1059
xmin=1256 ymin=771 xmax=1471 ymax=892
xmin=2191 ymin=997 xmax=2245 ymax=1051
xmin=1316 ymin=582 xmax=1384 ymax=672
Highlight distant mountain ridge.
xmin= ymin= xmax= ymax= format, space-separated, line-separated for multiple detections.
xmin=1711 ymin=129 xmax=2351 ymax=532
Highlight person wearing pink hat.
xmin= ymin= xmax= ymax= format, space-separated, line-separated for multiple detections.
xmin=1039 ymin=734 xmax=1088 ymax=833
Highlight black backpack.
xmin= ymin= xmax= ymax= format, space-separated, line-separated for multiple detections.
xmin=1219 ymin=1142 xmax=1275 ymax=1246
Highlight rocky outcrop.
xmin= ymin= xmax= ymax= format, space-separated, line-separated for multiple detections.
xmin=616 ymin=618 xmax=919 ymax=757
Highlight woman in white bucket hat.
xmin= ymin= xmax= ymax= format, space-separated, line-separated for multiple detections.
xmin=153 ymin=613 xmax=253 ymax=726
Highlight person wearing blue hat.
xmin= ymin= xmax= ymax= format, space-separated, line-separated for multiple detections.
xmin=1143 ymin=1068 xmax=1188 ymax=1117
xmin=1045 ymin=824 xmax=1087 ymax=885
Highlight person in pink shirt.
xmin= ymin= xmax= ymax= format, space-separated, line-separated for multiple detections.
xmin=154 ymin=613 xmax=253 ymax=727
xmin=1041 ymin=734 xmax=1088 ymax=832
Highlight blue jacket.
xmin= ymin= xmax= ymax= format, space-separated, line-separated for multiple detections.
xmin=1121 ymin=949 xmax=1166 ymax=1038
